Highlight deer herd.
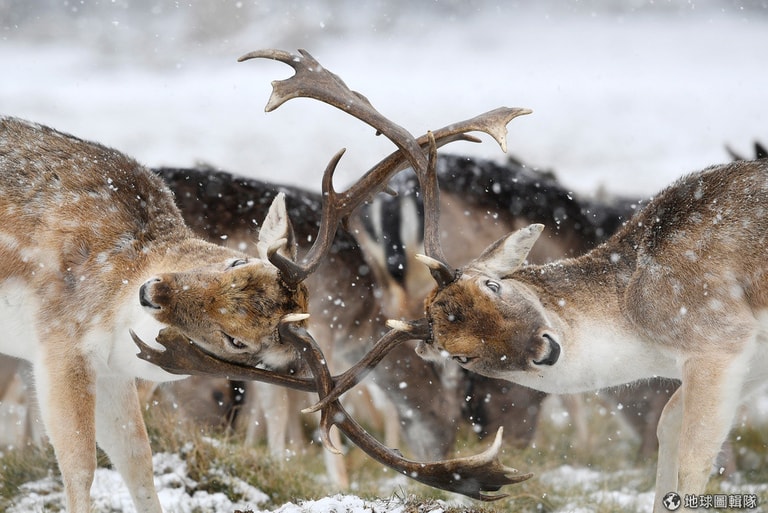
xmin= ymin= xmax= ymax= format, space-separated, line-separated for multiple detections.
xmin=0 ymin=48 xmax=765 ymax=513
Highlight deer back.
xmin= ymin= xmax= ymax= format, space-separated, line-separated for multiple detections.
xmin=0 ymin=117 xmax=308 ymax=373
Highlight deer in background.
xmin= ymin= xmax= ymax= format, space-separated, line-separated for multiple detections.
xmin=416 ymin=157 xmax=768 ymax=511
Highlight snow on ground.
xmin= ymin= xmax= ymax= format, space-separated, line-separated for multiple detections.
xmin=2 ymin=1 xmax=768 ymax=512
xmin=4 ymin=450 xmax=651 ymax=513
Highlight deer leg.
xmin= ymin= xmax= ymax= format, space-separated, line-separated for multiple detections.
xmin=35 ymin=350 xmax=97 ymax=513
xmin=94 ymin=376 xmax=162 ymax=513
xmin=654 ymin=386 xmax=682 ymax=512
xmin=18 ymin=360 xmax=44 ymax=446
xmin=266 ymin=386 xmax=289 ymax=459
xmin=676 ymin=350 xmax=751 ymax=496
xmin=0 ymin=355 xmax=19 ymax=401
xmin=239 ymin=381 xmax=264 ymax=446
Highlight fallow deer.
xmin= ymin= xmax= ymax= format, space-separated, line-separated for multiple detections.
xmin=0 ymin=115 xmax=311 ymax=513
xmin=415 ymin=157 xmax=768 ymax=511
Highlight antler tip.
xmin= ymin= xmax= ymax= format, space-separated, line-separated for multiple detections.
xmin=282 ymin=312 xmax=311 ymax=323
xmin=490 ymin=426 xmax=505 ymax=452
xmin=385 ymin=319 xmax=412 ymax=332
xmin=414 ymin=253 xmax=439 ymax=267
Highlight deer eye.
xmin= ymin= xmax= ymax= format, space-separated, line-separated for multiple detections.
xmin=228 ymin=258 xmax=248 ymax=269
xmin=222 ymin=332 xmax=248 ymax=350
xmin=485 ymin=280 xmax=501 ymax=293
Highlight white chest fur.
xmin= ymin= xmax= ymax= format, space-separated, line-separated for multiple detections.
xmin=0 ymin=278 xmax=184 ymax=383
xmin=506 ymin=320 xmax=682 ymax=394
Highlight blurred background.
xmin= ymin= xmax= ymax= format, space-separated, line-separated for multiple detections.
xmin=1 ymin=0 xmax=766 ymax=196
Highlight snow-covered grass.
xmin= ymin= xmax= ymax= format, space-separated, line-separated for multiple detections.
xmin=2 ymin=393 xmax=767 ymax=512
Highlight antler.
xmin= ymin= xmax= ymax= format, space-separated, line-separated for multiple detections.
xmin=131 ymin=321 xmax=531 ymax=500
xmin=302 ymin=318 xmax=430 ymax=413
xmin=132 ymin=48 xmax=536 ymax=500
xmin=238 ymin=49 xmax=530 ymax=286
xmin=131 ymin=320 xmax=420 ymax=397
xmin=276 ymin=318 xmax=532 ymax=501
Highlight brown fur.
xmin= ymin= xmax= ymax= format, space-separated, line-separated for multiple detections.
xmin=0 ymin=117 xmax=308 ymax=513
xmin=421 ymin=159 xmax=768 ymax=511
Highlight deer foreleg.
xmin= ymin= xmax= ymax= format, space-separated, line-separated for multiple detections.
xmin=95 ymin=376 xmax=162 ymax=513
xmin=654 ymin=386 xmax=682 ymax=513
xmin=35 ymin=350 xmax=97 ymax=513
xmin=677 ymin=350 xmax=751 ymax=495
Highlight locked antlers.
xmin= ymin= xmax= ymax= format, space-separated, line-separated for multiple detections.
xmin=135 ymin=48 xmax=533 ymax=500
xmin=132 ymin=319 xmax=532 ymax=500
xmin=238 ymin=49 xmax=530 ymax=287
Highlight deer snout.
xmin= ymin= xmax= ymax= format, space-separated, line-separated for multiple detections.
xmin=532 ymin=332 xmax=560 ymax=367
xmin=139 ymin=278 xmax=162 ymax=310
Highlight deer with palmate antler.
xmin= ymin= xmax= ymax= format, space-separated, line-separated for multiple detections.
xmin=0 ymin=48 xmax=531 ymax=511
xmin=414 ymin=156 xmax=768 ymax=511
xmin=0 ymin=115 xmax=312 ymax=513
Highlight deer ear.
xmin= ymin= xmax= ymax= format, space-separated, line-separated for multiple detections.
xmin=257 ymin=193 xmax=298 ymax=263
xmin=467 ymin=224 xmax=544 ymax=278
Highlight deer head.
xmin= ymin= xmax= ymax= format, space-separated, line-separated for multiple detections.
xmin=416 ymin=224 xmax=563 ymax=378
xmin=138 ymin=193 xmax=309 ymax=369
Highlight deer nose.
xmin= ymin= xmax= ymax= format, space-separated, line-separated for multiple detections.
xmin=533 ymin=333 xmax=560 ymax=366
xmin=139 ymin=278 xmax=162 ymax=310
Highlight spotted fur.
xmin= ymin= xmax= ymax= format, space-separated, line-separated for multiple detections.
xmin=0 ymin=117 xmax=307 ymax=513
xmin=421 ymin=159 xmax=768 ymax=512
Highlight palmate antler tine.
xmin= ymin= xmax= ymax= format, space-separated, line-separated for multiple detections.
xmin=131 ymin=327 xmax=318 ymax=391
xmin=341 ymin=107 xmax=533 ymax=218
xmin=303 ymin=319 xmax=430 ymax=413
xmin=413 ymin=108 xmax=536 ymax=289
xmin=239 ymin=48 xmax=429 ymax=286
xmin=238 ymin=49 xmax=425 ymax=166
xmin=277 ymin=319 xmax=532 ymax=501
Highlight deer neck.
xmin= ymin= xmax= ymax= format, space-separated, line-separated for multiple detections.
xmin=514 ymin=242 xmax=635 ymax=320
xmin=510 ymin=243 xmax=680 ymax=392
